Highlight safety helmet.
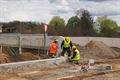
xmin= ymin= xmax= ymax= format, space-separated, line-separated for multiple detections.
xmin=55 ymin=39 xmax=58 ymax=42
xmin=72 ymin=45 xmax=76 ymax=49
xmin=65 ymin=37 xmax=70 ymax=41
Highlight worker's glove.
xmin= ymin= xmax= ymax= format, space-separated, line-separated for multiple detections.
xmin=66 ymin=58 xmax=72 ymax=63
xmin=50 ymin=54 xmax=56 ymax=58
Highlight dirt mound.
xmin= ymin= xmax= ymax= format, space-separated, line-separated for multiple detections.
xmin=0 ymin=47 xmax=48 ymax=63
xmin=0 ymin=53 xmax=11 ymax=63
xmin=111 ymin=47 xmax=120 ymax=52
xmin=80 ymin=40 xmax=120 ymax=60
xmin=19 ymin=52 xmax=40 ymax=61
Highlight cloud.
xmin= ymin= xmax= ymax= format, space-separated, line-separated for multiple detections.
xmin=109 ymin=15 xmax=120 ymax=25
xmin=80 ymin=0 xmax=108 ymax=2
xmin=0 ymin=0 xmax=54 ymax=22
xmin=52 ymin=6 xmax=70 ymax=15
xmin=48 ymin=0 xmax=59 ymax=3
xmin=8 ymin=11 xmax=30 ymax=21
xmin=51 ymin=0 xmax=71 ymax=15
xmin=72 ymin=0 xmax=120 ymax=16
xmin=0 ymin=0 xmax=120 ymax=26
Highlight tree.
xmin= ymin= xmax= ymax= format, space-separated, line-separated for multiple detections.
xmin=76 ymin=9 xmax=96 ymax=36
xmin=97 ymin=16 xmax=119 ymax=31
xmin=96 ymin=16 xmax=120 ymax=37
xmin=75 ymin=9 xmax=85 ymax=18
xmin=48 ymin=16 xmax=65 ymax=35
xmin=67 ymin=16 xmax=80 ymax=28
xmin=66 ymin=16 xmax=81 ymax=36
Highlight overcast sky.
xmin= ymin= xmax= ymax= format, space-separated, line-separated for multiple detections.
xmin=0 ymin=0 xmax=120 ymax=25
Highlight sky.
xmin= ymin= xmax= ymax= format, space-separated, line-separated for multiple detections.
xmin=0 ymin=0 xmax=120 ymax=25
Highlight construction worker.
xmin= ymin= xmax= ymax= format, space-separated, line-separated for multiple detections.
xmin=49 ymin=39 xmax=58 ymax=58
xmin=69 ymin=45 xmax=80 ymax=64
xmin=61 ymin=37 xmax=72 ymax=58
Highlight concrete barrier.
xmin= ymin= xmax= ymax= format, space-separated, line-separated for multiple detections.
xmin=0 ymin=57 xmax=66 ymax=73
xmin=70 ymin=37 xmax=120 ymax=48
xmin=0 ymin=34 xmax=64 ymax=49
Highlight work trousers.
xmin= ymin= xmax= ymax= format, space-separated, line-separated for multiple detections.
xmin=61 ymin=47 xmax=71 ymax=57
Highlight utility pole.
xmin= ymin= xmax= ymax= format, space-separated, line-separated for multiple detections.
xmin=0 ymin=25 xmax=3 ymax=53
xmin=44 ymin=24 xmax=47 ymax=54
xmin=0 ymin=45 xmax=2 ymax=53
xmin=19 ymin=23 xmax=22 ymax=54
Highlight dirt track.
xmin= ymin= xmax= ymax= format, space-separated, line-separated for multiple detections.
xmin=0 ymin=59 xmax=120 ymax=80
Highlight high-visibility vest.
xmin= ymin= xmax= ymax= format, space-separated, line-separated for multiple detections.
xmin=71 ymin=49 xmax=80 ymax=61
xmin=50 ymin=42 xmax=57 ymax=54
xmin=63 ymin=40 xmax=70 ymax=48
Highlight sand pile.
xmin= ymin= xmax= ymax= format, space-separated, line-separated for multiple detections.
xmin=111 ymin=47 xmax=120 ymax=52
xmin=80 ymin=40 xmax=120 ymax=60
xmin=0 ymin=47 xmax=48 ymax=63
xmin=19 ymin=52 xmax=40 ymax=61
xmin=0 ymin=53 xmax=11 ymax=63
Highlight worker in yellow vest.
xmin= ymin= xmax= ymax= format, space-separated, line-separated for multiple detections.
xmin=61 ymin=37 xmax=72 ymax=58
xmin=69 ymin=45 xmax=80 ymax=64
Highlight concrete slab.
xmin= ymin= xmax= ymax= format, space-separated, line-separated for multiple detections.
xmin=0 ymin=57 xmax=66 ymax=73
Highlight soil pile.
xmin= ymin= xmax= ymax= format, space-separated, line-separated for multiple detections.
xmin=80 ymin=40 xmax=120 ymax=60
xmin=19 ymin=52 xmax=39 ymax=61
xmin=111 ymin=47 xmax=120 ymax=52
xmin=0 ymin=52 xmax=11 ymax=63
xmin=0 ymin=47 xmax=48 ymax=63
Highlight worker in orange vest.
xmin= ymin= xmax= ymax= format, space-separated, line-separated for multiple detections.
xmin=49 ymin=39 xmax=58 ymax=58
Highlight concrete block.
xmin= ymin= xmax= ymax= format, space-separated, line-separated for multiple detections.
xmin=0 ymin=57 xmax=66 ymax=73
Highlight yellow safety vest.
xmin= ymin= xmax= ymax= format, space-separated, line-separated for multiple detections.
xmin=63 ymin=40 xmax=70 ymax=48
xmin=71 ymin=49 xmax=80 ymax=61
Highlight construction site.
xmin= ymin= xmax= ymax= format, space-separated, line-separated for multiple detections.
xmin=1 ymin=0 xmax=120 ymax=79
xmin=0 ymin=33 xmax=120 ymax=80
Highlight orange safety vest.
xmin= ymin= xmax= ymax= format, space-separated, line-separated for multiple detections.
xmin=50 ymin=42 xmax=57 ymax=54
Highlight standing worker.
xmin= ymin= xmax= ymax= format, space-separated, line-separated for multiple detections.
xmin=61 ymin=37 xmax=72 ymax=58
xmin=49 ymin=39 xmax=58 ymax=58
xmin=69 ymin=45 xmax=80 ymax=64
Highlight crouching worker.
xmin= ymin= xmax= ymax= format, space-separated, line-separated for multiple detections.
xmin=49 ymin=39 xmax=58 ymax=58
xmin=68 ymin=45 xmax=80 ymax=64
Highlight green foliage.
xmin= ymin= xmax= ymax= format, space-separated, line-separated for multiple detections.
xmin=2 ymin=10 xmax=120 ymax=37
xmin=49 ymin=16 xmax=65 ymax=28
xmin=96 ymin=16 xmax=120 ymax=37
xmin=101 ymin=26 xmax=119 ymax=37
xmin=79 ymin=9 xmax=96 ymax=36
xmin=48 ymin=16 xmax=65 ymax=35
xmin=98 ymin=17 xmax=119 ymax=31
xmin=66 ymin=16 xmax=80 ymax=36
xmin=67 ymin=16 xmax=80 ymax=28
xmin=66 ymin=9 xmax=96 ymax=36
